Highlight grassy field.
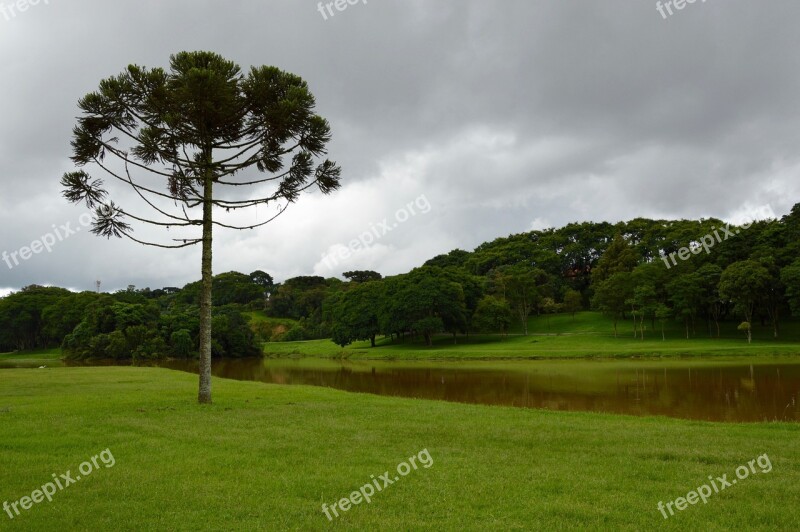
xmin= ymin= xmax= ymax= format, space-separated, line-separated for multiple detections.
xmin=243 ymin=311 xmax=298 ymax=328
xmin=0 ymin=367 xmax=796 ymax=530
xmin=264 ymin=312 xmax=800 ymax=360
xmin=0 ymin=349 xmax=63 ymax=368
xmin=4 ymin=313 xmax=800 ymax=365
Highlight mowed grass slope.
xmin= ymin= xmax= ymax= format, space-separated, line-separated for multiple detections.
xmin=264 ymin=312 xmax=800 ymax=360
xmin=0 ymin=349 xmax=63 ymax=368
xmin=0 ymin=368 xmax=798 ymax=530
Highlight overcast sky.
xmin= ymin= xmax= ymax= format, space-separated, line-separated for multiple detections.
xmin=1 ymin=0 xmax=799 ymax=295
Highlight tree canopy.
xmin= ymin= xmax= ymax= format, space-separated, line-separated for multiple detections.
xmin=60 ymin=51 xmax=341 ymax=403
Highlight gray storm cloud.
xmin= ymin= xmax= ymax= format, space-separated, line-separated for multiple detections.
xmin=1 ymin=0 xmax=798 ymax=293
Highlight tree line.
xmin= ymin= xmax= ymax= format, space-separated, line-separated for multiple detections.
xmin=0 ymin=271 xmax=272 ymax=358
xmin=3 ymin=203 xmax=800 ymax=355
xmin=324 ymin=204 xmax=800 ymax=346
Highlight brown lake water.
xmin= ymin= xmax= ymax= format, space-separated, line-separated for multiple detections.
xmin=53 ymin=357 xmax=800 ymax=423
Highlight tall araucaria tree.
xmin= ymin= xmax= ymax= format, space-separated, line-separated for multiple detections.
xmin=61 ymin=51 xmax=341 ymax=404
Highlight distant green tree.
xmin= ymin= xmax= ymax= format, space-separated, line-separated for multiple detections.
xmin=501 ymin=266 xmax=547 ymax=336
xmin=249 ymin=270 xmax=274 ymax=291
xmin=592 ymin=272 xmax=633 ymax=338
xmin=41 ymin=292 xmax=103 ymax=344
xmin=631 ymin=261 xmax=673 ymax=330
xmin=111 ymin=286 xmax=149 ymax=305
xmin=781 ymin=259 xmax=800 ymax=316
xmin=328 ymin=281 xmax=382 ymax=347
xmin=88 ymin=334 xmax=111 ymax=359
xmin=0 ymin=286 xmax=73 ymax=351
xmin=559 ymin=221 xmax=616 ymax=293
xmin=423 ymin=249 xmax=472 ymax=269
xmin=107 ymin=330 xmax=129 ymax=359
xmin=591 ymin=234 xmax=638 ymax=284
xmin=170 ymin=329 xmax=195 ymax=358
xmin=343 ymin=271 xmax=383 ymax=284
xmin=62 ymin=322 xmax=93 ymax=359
xmin=379 ymin=268 xmax=466 ymax=346
xmin=472 ymin=296 xmax=513 ymax=335
xmin=631 ymin=283 xmax=658 ymax=340
xmin=179 ymin=272 xmax=265 ymax=306
xmin=132 ymin=335 xmax=168 ymax=361
xmin=655 ymin=304 xmax=671 ymax=341
xmin=438 ymin=267 xmax=485 ymax=335
xmin=696 ymin=264 xmax=723 ymax=338
xmin=249 ymin=270 xmax=275 ymax=309
xmin=757 ymin=257 xmax=784 ymax=339
xmin=780 ymin=204 xmax=800 ymax=260
xmin=563 ymin=289 xmax=583 ymax=319
xmin=210 ymin=306 xmax=260 ymax=357
xmin=719 ymin=260 xmax=771 ymax=343
xmin=737 ymin=321 xmax=752 ymax=342
xmin=268 ymin=276 xmax=329 ymax=320
xmin=667 ymin=273 xmax=704 ymax=340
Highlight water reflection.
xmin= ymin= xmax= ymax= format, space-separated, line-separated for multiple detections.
xmin=56 ymin=357 xmax=800 ymax=423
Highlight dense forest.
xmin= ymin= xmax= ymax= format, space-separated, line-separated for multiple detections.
xmin=2 ymin=204 xmax=800 ymax=357
xmin=0 ymin=272 xmax=271 ymax=358
xmin=326 ymin=203 xmax=800 ymax=346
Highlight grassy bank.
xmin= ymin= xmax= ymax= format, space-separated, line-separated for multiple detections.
xmin=264 ymin=312 xmax=800 ymax=360
xmin=0 ymin=367 xmax=797 ymax=529
xmin=0 ymin=349 xmax=63 ymax=368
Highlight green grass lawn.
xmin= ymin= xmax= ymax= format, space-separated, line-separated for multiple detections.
xmin=0 ymin=349 xmax=63 ymax=368
xmin=243 ymin=310 xmax=298 ymax=328
xmin=0 ymin=367 xmax=797 ymax=530
xmin=264 ymin=312 xmax=800 ymax=360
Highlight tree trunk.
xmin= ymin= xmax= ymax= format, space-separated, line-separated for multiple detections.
xmin=198 ymin=173 xmax=214 ymax=405
xmin=771 ymin=307 xmax=779 ymax=339
xmin=370 ymin=334 xmax=375 ymax=348
xmin=746 ymin=307 xmax=753 ymax=345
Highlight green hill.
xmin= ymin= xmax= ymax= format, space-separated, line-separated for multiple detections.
xmin=263 ymin=311 xmax=800 ymax=360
